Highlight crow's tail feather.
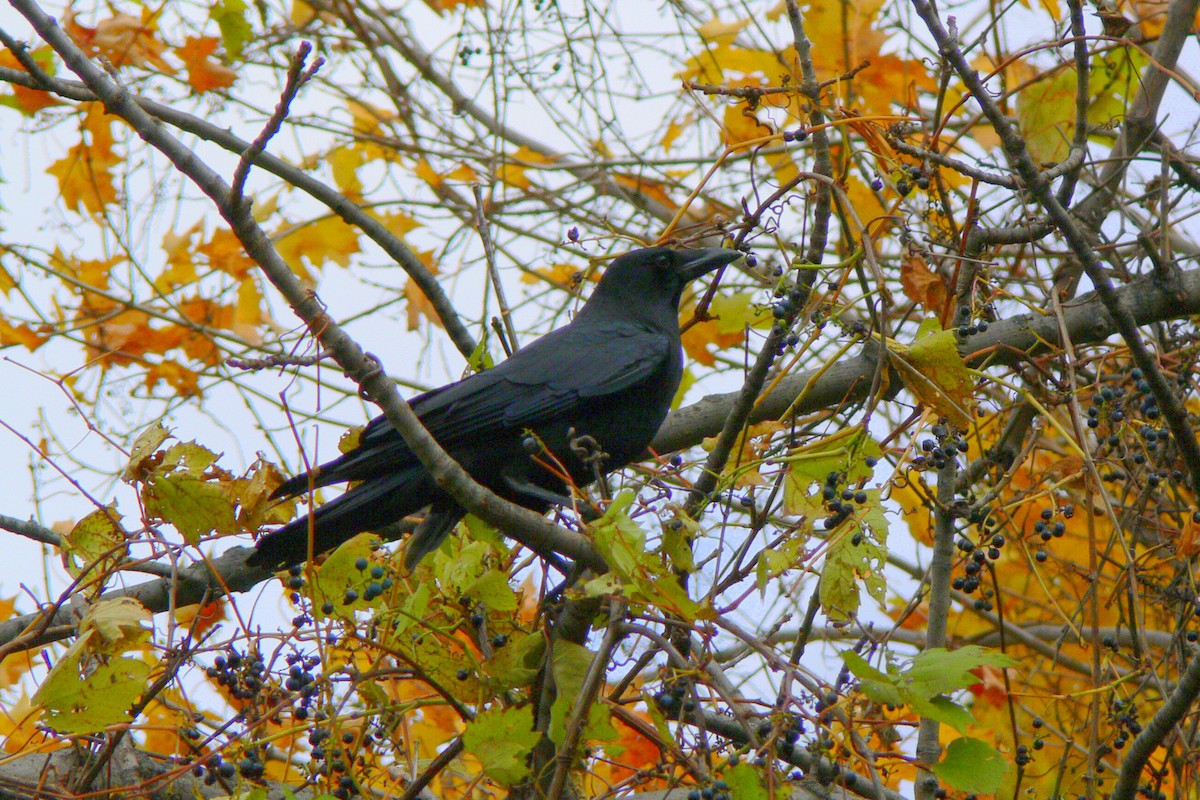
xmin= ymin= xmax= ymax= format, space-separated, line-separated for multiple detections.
xmin=250 ymin=467 xmax=435 ymax=570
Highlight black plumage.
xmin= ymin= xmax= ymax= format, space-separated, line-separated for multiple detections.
xmin=248 ymin=246 xmax=741 ymax=570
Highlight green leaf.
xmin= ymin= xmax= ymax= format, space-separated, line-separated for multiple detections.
xmin=485 ymin=631 xmax=545 ymax=690
xmin=144 ymin=472 xmax=237 ymax=544
xmin=463 ymin=705 xmax=541 ymax=786
xmin=724 ymin=762 xmax=767 ymax=800
xmin=909 ymin=694 xmax=976 ymax=734
xmin=468 ymin=339 xmax=495 ymax=372
xmin=708 ymin=290 xmax=772 ymax=333
xmin=819 ymin=490 xmax=887 ymax=622
xmin=35 ymin=649 xmax=153 ymax=733
xmin=841 ymin=651 xmax=904 ymax=707
xmin=210 ymin=0 xmax=251 ymax=60
xmin=549 ymin=641 xmax=596 ymax=745
xmin=588 ymin=491 xmax=707 ymax=619
xmin=782 ymin=426 xmax=881 ymax=515
xmin=907 ymin=646 xmax=1018 ymax=697
xmin=121 ymin=421 xmax=171 ymax=482
xmin=464 ymin=570 xmax=518 ymax=611
xmin=888 ymin=319 xmax=975 ymax=429
xmin=60 ymin=505 xmax=127 ymax=578
xmin=1016 ymin=67 xmax=1077 ymax=163
xmin=590 ymin=491 xmax=645 ymax=576
xmin=933 ymin=737 xmax=1008 ymax=794
xmin=79 ymin=597 xmax=151 ymax=653
xmin=306 ymin=533 xmax=386 ymax=617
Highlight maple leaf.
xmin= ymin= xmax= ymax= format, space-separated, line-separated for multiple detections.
xmin=0 ymin=316 xmax=48 ymax=351
xmin=899 ymin=251 xmax=949 ymax=319
xmin=144 ymin=360 xmax=202 ymax=398
xmin=275 ymin=216 xmax=362 ymax=279
xmin=176 ymin=36 xmax=237 ymax=93
xmin=65 ymin=9 xmax=175 ymax=72
xmin=403 ymin=251 xmax=445 ymax=331
xmin=47 ymin=144 xmax=118 ymax=215
xmin=199 ymin=228 xmax=255 ymax=278
xmin=0 ymin=48 xmax=60 ymax=114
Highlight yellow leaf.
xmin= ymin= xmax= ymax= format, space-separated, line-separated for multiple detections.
xmin=347 ymin=99 xmax=394 ymax=134
xmin=0 ymin=315 xmax=48 ymax=351
xmin=661 ymin=119 xmax=686 ymax=152
xmin=677 ymin=43 xmax=793 ymax=84
xmin=445 ymin=163 xmax=479 ymax=182
xmin=0 ymin=692 xmax=53 ymax=754
xmin=403 ymin=252 xmax=444 ymax=331
xmin=233 ymin=277 xmax=264 ymax=343
xmin=156 ymin=222 xmax=201 ymax=290
xmin=47 ymin=142 xmax=118 ymax=215
xmin=328 ymin=145 xmax=366 ymax=200
xmin=890 ymin=319 xmax=976 ymax=429
xmin=414 ymin=158 xmax=444 ymax=189
xmin=696 ymin=16 xmax=750 ymax=44
xmin=275 ymin=216 xmax=361 ymax=276
xmin=520 ymin=263 xmax=583 ymax=287
xmin=199 ymin=228 xmax=255 ymax=278
xmin=368 ymin=209 xmax=422 ymax=238
xmin=722 ymin=103 xmax=771 ymax=146
xmin=496 ymin=162 xmax=531 ymax=190
xmin=291 ymin=0 xmax=316 ymax=27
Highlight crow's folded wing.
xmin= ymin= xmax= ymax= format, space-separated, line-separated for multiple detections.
xmin=273 ymin=320 xmax=672 ymax=496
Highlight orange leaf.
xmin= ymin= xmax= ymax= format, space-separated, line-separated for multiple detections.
xmin=47 ymin=142 xmax=118 ymax=215
xmin=0 ymin=48 xmax=61 ymax=113
xmin=66 ymin=9 xmax=175 ymax=72
xmin=0 ymin=316 xmax=48 ymax=351
xmin=899 ymin=251 xmax=949 ymax=319
xmin=233 ymin=277 xmax=264 ymax=344
xmin=403 ymin=251 xmax=444 ymax=331
xmin=198 ymin=228 xmax=255 ymax=278
xmin=176 ymin=36 xmax=236 ymax=93
xmin=276 ymin=216 xmax=361 ymax=277
xmin=144 ymin=360 xmax=202 ymax=397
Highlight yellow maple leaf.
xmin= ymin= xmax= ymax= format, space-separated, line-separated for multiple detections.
xmin=696 ymin=16 xmax=750 ymax=44
xmin=47 ymin=141 xmax=118 ymax=215
xmin=198 ymin=228 xmax=254 ymax=278
xmin=275 ymin=216 xmax=362 ymax=277
xmin=233 ymin=277 xmax=264 ymax=344
xmin=0 ymin=315 xmax=48 ymax=351
xmin=328 ymin=145 xmax=366 ymax=200
xmin=368 ymin=209 xmax=422 ymax=238
xmin=403 ymin=250 xmax=444 ymax=330
xmin=144 ymin=360 xmax=202 ymax=397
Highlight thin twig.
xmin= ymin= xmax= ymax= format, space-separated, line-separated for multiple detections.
xmin=473 ymin=184 xmax=520 ymax=353
xmin=231 ymin=43 xmax=324 ymax=206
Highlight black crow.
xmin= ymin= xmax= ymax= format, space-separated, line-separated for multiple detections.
xmin=249 ymin=246 xmax=740 ymax=570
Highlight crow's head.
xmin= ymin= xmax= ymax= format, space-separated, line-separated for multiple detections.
xmin=581 ymin=246 xmax=742 ymax=327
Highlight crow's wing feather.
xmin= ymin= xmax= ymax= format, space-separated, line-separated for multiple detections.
xmin=276 ymin=320 xmax=671 ymax=494
xmin=422 ymin=320 xmax=672 ymax=441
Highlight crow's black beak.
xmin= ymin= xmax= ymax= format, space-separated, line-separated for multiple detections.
xmin=678 ymin=248 xmax=743 ymax=281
